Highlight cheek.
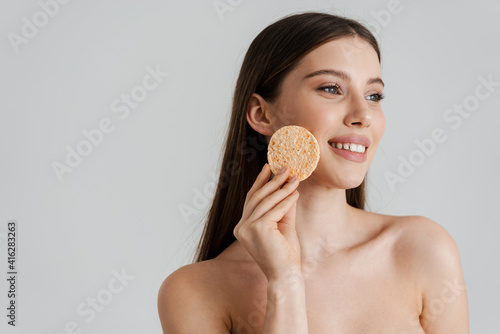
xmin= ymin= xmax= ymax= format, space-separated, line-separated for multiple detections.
xmin=375 ymin=111 xmax=386 ymax=139
xmin=276 ymin=92 xmax=341 ymax=136
xmin=291 ymin=101 xmax=339 ymax=130
xmin=303 ymin=108 xmax=342 ymax=142
xmin=273 ymin=103 xmax=304 ymax=126
xmin=277 ymin=90 xmax=327 ymax=125
xmin=367 ymin=111 xmax=385 ymax=158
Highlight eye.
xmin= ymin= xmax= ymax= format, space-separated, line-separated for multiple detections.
xmin=366 ymin=93 xmax=385 ymax=102
xmin=319 ymin=84 xmax=341 ymax=95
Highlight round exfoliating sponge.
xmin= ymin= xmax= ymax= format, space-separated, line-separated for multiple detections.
xmin=267 ymin=125 xmax=320 ymax=181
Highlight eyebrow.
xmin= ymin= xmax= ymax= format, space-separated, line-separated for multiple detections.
xmin=303 ymin=69 xmax=385 ymax=87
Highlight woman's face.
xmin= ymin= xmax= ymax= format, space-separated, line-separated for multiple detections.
xmin=267 ymin=36 xmax=385 ymax=189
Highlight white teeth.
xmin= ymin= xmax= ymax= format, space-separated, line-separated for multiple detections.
xmin=330 ymin=142 xmax=366 ymax=153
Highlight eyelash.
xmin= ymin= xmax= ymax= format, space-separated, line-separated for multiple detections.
xmin=319 ymin=84 xmax=385 ymax=102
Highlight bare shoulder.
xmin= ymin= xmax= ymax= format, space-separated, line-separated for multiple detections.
xmin=388 ymin=215 xmax=462 ymax=263
xmin=387 ymin=215 xmax=469 ymax=331
xmin=157 ymin=260 xmax=231 ymax=333
xmin=356 ymin=210 xmax=457 ymax=249
xmin=383 ymin=215 xmax=463 ymax=272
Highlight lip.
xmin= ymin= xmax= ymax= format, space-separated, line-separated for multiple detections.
xmin=328 ymin=144 xmax=367 ymax=163
xmin=327 ymin=134 xmax=370 ymax=163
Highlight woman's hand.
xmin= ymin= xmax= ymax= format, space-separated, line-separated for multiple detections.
xmin=233 ymin=163 xmax=301 ymax=281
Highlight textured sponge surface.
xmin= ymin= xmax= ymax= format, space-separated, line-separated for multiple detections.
xmin=267 ymin=125 xmax=320 ymax=181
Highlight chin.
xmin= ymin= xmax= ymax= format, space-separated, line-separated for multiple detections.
xmin=311 ymin=165 xmax=366 ymax=190
xmin=333 ymin=175 xmax=365 ymax=190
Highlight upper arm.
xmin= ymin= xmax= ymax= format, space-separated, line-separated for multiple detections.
xmin=405 ymin=216 xmax=469 ymax=333
xmin=157 ymin=265 xmax=231 ymax=334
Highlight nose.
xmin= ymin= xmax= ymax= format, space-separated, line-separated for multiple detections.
xmin=344 ymin=94 xmax=372 ymax=128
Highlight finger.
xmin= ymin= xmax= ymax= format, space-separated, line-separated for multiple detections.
xmin=279 ymin=191 xmax=298 ymax=230
xmin=237 ymin=164 xmax=272 ymax=232
xmin=246 ymin=176 xmax=299 ymax=223
xmin=245 ymin=163 xmax=271 ymax=206
xmin=278 ymin=194 xmax=300 ymax=254
xmin=245 ymin=166 xmax=293 ymax=215
xmin=256 ymin=190 xmax=300 ymax=226
xmin=240 ymin=164 xmax=272 ymax=223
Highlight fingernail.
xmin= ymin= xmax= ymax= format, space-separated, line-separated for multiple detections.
xmin=288 ymin=176 xmax=297 ymax=183
xmin=278 ymin=166 xmax=286 ymax=174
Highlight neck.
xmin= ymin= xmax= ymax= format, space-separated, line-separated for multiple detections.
xmin=294 ymin=177 xmax=362 ymax=263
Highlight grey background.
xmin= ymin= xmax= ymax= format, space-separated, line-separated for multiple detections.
xmin=0 ymin=0 xmax=498 ymax=333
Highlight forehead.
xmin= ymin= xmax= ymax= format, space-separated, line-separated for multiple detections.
xmin=292 ymin=36 xmax=381 ymax=80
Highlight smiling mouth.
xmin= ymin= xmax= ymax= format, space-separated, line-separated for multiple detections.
xmin=327 ymin=142 xmax=368 ymax=154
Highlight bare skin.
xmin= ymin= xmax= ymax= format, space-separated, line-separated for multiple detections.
xmin=158 ymin=36 xmax=469 ymax=333
xmin=215 ymin=211 xmax=467 ymax=333
xmin=159 ymin=212 xmax=468 ymax=333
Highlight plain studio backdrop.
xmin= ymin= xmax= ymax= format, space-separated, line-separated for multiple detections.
xmin=0 ymin=0 xmax=498 ymax=333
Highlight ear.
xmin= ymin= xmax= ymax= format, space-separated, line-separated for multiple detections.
xmin=246 ymin=93 xmax=275 ymax=137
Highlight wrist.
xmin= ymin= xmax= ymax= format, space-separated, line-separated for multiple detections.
xmin=266 ymin=270 xmax=307 ymax=321
xmin=267 ymin=269 xmax=305 ymax=292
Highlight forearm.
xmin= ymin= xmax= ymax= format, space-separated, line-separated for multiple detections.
xmin=262 ymin=272 xmax=309 ymax=333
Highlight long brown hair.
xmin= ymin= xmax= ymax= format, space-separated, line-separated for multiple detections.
xmin=193 ymin=12 xmax=381 ymax=263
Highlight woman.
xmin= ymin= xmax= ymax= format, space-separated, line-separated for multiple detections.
xmin=158 ymin=12 xmax=469 ymax=333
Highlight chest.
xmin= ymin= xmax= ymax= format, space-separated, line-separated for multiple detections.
xmin=227 ymin=248 xmax=424 ymax=333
